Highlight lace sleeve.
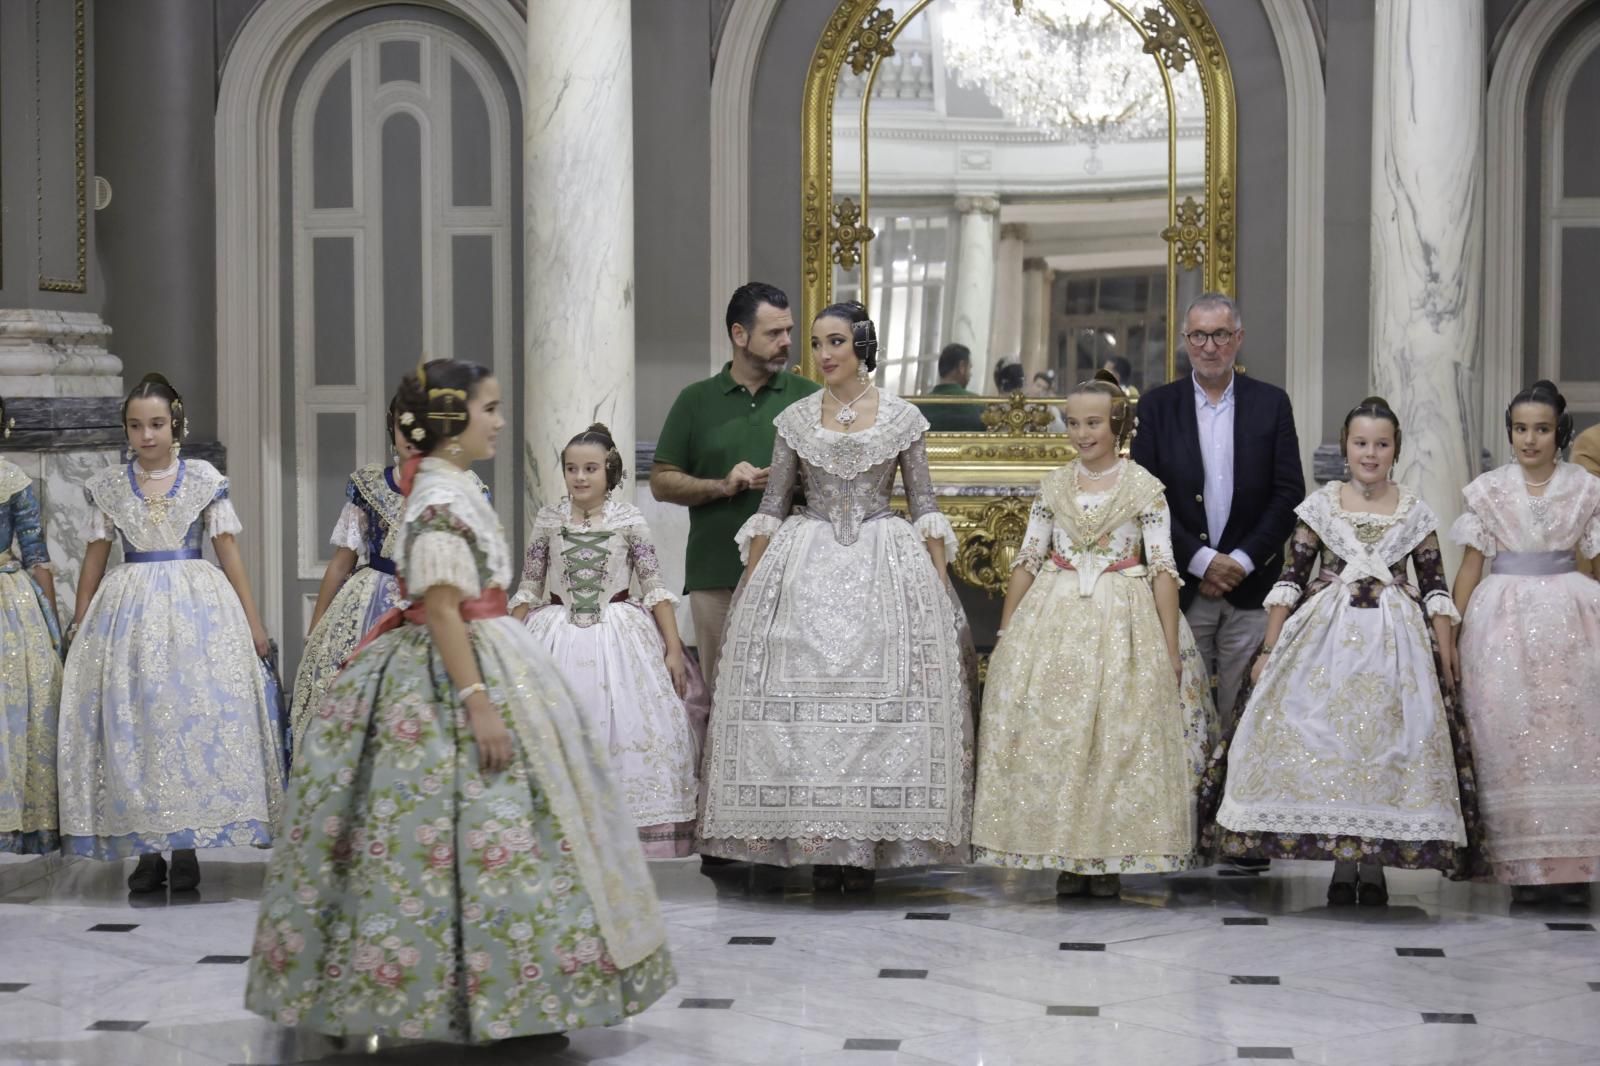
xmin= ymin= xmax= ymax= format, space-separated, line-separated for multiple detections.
xmin=81 ymin=487 xmax=114 ymax=544
xmin=736 ymin=434 xmax=800 ymax=561
xmin=204 ymin=481 xmax=244 ymax=539
xmin=1137 ymin=493 xmax=1182 ymax=583
xmin=1264 ymin=521 xmax=1321 ymax=609
xmin=898 ymin=433 xmax=956 ymax=555
xmin=1449 ymin=509 xmax=1496 ymax=558
xmin=1581 ymin=506 xmax=1600 ymax=561
xmin=1013 ymin=498 xmax=1054 ymax=575
xmin=11 ymin=484 xmax=51 ymax=570
xmin=625 ymin=520 xmax=678 ymax=609
xmin=508 ymin=528 xmax=551 ymax=610
xmin=404 ymin=505 xmax=482 ymax=598
xmin=329 ymin=501 xmax=366 ymax=553
xmin=1412 ymin=531 xmax=1460 ymax=623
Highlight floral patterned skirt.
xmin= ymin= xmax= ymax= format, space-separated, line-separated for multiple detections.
xmin=0 ymin=567 xmax=61 ymax=854
xmin=289 ymin=567 xmax=400 ymax=757
xmin=246 ymin=620 xmax=674 ymax=1044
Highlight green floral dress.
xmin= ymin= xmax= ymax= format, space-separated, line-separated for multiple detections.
xmin=246 ymin=459 xmax=674 ymax=1043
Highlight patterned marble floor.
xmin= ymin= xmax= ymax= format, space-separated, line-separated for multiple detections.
xmin=0 ymin=852 xmax=1597 ymax=1066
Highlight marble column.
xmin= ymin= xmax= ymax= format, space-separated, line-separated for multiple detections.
xmin=951 ymin=195 xmax=1000 ymax=391
xmin=1020 ymin=258 xmax=1054 ymax=380
xmin=524 ymin=2 xmax=635 ymax=517
xmin=1368 ymin=0 xmax=1483 ymax=571
xmin=988 ymin=224 xmax=1026 ymax=369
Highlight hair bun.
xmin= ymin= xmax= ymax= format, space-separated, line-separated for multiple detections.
xmin=1359 ymin=395 xmax=1391 ymax=410
xmin=1093 ymin=367 xmax=1122 ymax=388
xmin=585 ymin=422 xmax=614 ymax=439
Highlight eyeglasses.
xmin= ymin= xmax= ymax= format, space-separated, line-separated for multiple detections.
xmin=1184 ymin=329 xmax=1238 ymax=347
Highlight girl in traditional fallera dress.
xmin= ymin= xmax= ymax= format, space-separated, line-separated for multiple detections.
xmin=512 ymin=424 xmax=699 ymax=858
xmin=247 ymin=361 xmax=672 ymax=1043
xmin=1453 ymin=382 xmax=1600 ymax=903
xmin=697 ymin=302 xmax=975 ymax=893
xmin=1199 ymin=398 xmax=1479 ymax=905
xmin=57 ymin=374 xmax=284 ymax=892
xmin=0 ymin=394 xmax=64 ymax=854
xmin=971 ymin=373 xmax=1214 ymax=898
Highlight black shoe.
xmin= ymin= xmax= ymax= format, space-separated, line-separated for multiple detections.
xmin=841 ymin=866 xmax=876 ymax=893
xmin=1357 ymin=869 xmax=1388 ymax=907
xmin=169 ymin=849 xmax=200 ymax=891
xmin=812 ymin=864 xmax=843 ymax=893
xmin=128 ymin=853 xmax=167 ymax=893
xmin=699 ymin=854 xmax=737 ymax=867
xmin=1327 ymin=879 xmax=1357 ymax=906
xmin=1227 ymin=856 xmax=1272 ymax=873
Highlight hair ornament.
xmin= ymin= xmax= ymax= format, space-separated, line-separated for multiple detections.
xmin=399 ymin=411 xmax=415 ymax=426
xmin=409 ymin=426 xmax=426 ymax=442
xmin=427 ymin=386 xmax=469 ymax=424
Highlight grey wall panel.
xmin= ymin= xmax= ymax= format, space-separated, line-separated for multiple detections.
xmin=313 ymin=409 xmax=358 ymax=564
xmin=312 ymin=60 xmax=354 ymax=210
xmin=1563 ymin=43 xmax=1600 ymax=200
xmin=380 ymin=111 xmax=424 ymax=370
xmin=312 ymin=235 xmax=358 ymax=387
xmin=452 ymin=233 xmax=494 ymax=363
xmin=1322 ymin=0 xmax=1375 ymax=435
xmin=1560 ymin=226 xmax=1600 ymax=381
xmin=450 ymin=58 xmax=492 ymax=207
xmin=379 ymin=37 xmax=422 ymax=84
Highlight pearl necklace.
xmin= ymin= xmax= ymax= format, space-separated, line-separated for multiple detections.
xmin=1078 ymin=459 xmax=1123 ymax=482
xmin=1522 ymin=470 xmax=1557 ymax=489
xmin=136 ymin=458 xmax=180 ymax=481
xmin=826 ymin=383 xmax=874 ymax=428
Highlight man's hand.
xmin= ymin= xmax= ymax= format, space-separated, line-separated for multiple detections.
xmin=1203 ymin=554 xmax=1246 ymax=593
xmin=722 ymin=461 xmax=762 ymax=497
xmin=1198 ymin=578 xmax=1228 ymax=599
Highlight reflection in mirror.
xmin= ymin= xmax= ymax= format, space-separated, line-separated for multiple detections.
xmin=831 ymin=0 xmax=1205 ymax=429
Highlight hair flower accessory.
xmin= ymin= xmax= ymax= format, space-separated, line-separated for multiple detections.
xmin=399 ymin=412 xmax=415 ymax=426
xmin=409 ymin=427 xmax=426 ymax=442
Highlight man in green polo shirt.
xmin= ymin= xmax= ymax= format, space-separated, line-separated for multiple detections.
xmin=918 ymin=343 xmax=986 ymax=432
xmin=650 ymin=282 xmax=821 ymax=693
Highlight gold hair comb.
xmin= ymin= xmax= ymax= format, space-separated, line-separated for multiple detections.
xmin=428 ymin=386 xmax=468 ymax=422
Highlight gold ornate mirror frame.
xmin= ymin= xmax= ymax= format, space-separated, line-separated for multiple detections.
xmin=798 ymin=0 xmax=1238 ymax=595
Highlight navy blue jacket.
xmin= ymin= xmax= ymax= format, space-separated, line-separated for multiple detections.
xmin=1130 ymin=372 xmax=1305 ymax=611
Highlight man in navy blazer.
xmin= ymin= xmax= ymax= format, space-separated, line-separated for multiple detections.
xmin=1130 ymin=294 xmax=1304 ymax=729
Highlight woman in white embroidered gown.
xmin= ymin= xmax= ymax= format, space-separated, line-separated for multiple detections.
xmin=972 ymin=374 xmax=1214 ymax=898
xmin=1200 ymin=398 xmax=1478 ymax=906
xmin=1453 ymin=382 xmax=1600 ymax=902
xmin=513 ymin=423 xmax=699 ymax=858
xmin=58 ymin=374 xmax=284 ymax=893
xmin=698 ymin=302 xmax=975 ymax=893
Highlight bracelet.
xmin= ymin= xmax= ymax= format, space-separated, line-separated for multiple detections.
xmin=458 ymin=682 xmax=488 ymax=702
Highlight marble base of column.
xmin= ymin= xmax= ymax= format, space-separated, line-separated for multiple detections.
xmin=0 ymin=310 xmax=123 ymax=397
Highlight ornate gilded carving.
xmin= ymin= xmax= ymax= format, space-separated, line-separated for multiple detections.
xmin=1161 ymin=195 xmax=1206 ymax=271
xmin=1139 ymin=4 xmax=1193 ymax=72
xmin=981 ymin=394 xmax=1056 ymax=435
xmin=34 ymin=0 xmax=89 ymax=294
xmin=846 ymin=7 xmax=898 ymax=77
xmin=950 ymin=497 xmax=1033 ymax=595
xmin=830 ymin=197 xmax=875 ymax=271
xmin=803 ymin=179 xmax=826 ymax=286
xmin=1212 ymin=177 xmax=1236 ymax=293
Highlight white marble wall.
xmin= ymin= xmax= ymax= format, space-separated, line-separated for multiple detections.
xmin=988 ymin=224 xmax=1026 ymax=370
xmin=1369 ymin=0 xmax=1484 ymax=573
xmin=631 ymin=479 xmax=696 ymax=643
xmin=523 ymin=1 xmax=635 ymax=518
xmin=1020 ymin=259 xmax=1053 ymax=380
xmin=951 ymin=196 xmax=999 ymax=390
xmin=5 ymin=447 xmax=122 ymax=617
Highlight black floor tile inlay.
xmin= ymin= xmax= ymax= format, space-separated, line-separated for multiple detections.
xmin=88 ymin=923 xmax=138 ymax=932
xmin=1223 ymin=917 xmax=1269 ymax=926
xmin=1046 ymin=1005 xmax=1100 ymax=1016
xmin=87 ymin=1020 xmax=148 ymax=1032
xmin=0 ymin=983 xmax=28 ymax=992
xmin=1395 ymin=947 xmax=1446 ymax=957
xmin=904 ymin=912 xmax=951 ymax=921
xmin=1421 ymin=1012 xmax=1476 ymax=1024
xmin=1547 ymin=922 xmax=1596 ymax=932
xmin=198 ymin=955 xmax=250 ymax=964
xmin=1230 ymin=975 xmax=1280 ymax=985
xmin=878 ymin=969 xmax=928 ymax=979
xmin=1237 ymin=1049 xmax=1293 ymax=1060
xmin=1590 ymin=982 xmax=1600 ymax=991
xmin=843 ymin=1039 xmax=902 ymax=1051
xmin=679 ymin=998 xmax=734 ymax=1009
xmin=727 ymin=936 xmax=776 ymax=945
xmin=1059 ymin=942 xmax=1106 ymax=951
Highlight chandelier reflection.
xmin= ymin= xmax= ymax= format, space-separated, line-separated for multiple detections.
xmin=940 ymin=0 xmax=1198 ymax=172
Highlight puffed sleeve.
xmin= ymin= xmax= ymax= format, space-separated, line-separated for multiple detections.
xmin=11 ymin=484 xmax=51 ymax=570
xmin=81 ymin=486 xmax=114 ymax=545
xmin=329 ymin=479 xmax=367 ymax=552
xmin=1580 ymin=502 xmax=1600 ymax=561
xmin=1137 ymin=493 xmax=1182 ymax=583
xmin=898 ymin=433 xmax=957 ymax=556
xmin=508 ymin=524 xmax=551 ymax=610
xmin=1012 ymin=498 xmax=1054 ymax=576
xmin=1449 ymin=508 xmax=1496 ymax=559
xmin=624 ymin=517 xmax=677 ymax=609
xmin=204 ymin=480 xmax=244 ymax=539
xmin=1411 ymin=531 xmax=1461 ymax=624
xmin=403 ymin=504 xmax=482 ymax=598
xmin=735 ymin=433 xmax=799 ymax=562
xmin=1263 ymin=521 xmax=1322 ymax=609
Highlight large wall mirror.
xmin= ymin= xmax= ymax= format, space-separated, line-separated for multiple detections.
xmin=800 ymin=0 xmax=1238 ymax=599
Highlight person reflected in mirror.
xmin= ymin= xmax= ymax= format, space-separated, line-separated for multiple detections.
xmin=921 ymin=343 xmax=986 ymax=433
xmin=1100 ymin=356 xmax=1135 ymax=391
xmin=993 ymin=359 xmax=1025 ymax=395
xmin=1196 ymin=398 xmax=1476 ymax=908
xmin=1027 ymin=369 xmax=1059 ymax=398
xmin=972 ymin=371 xmax=1213 ymax=900
xmin=697 ymin=302 xmax=976 ymax=896
xmin=1452 ymin=382 xmax=1600 ymax=906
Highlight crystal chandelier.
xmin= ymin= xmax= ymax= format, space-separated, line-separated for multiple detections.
xmin=940 ymin=0 xmax=1196 ymax=170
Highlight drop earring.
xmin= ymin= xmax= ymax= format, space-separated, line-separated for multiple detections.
xmin=856 ymin=363 xmax=870 ymax=384
xmin=446 ymin=439 xmax=464 ymax=457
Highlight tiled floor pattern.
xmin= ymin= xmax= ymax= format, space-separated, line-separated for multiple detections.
xmin=0 ymin=852 xmax=1597 ymax=1065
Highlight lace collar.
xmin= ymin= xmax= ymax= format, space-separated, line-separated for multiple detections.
xmin=1298 ymin=481 xmax=1435 ymax=577
xmin=400 ymin=458 xmax=511 ymax=587
xmin=774 ymin=391 xmax=930 ymax=479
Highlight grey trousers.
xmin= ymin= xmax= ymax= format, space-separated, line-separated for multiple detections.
xmin=1184 ymin=595 xmax=1267 ymax=731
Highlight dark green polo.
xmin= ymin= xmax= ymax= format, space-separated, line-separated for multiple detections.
xmin=918 ymin=382 xmax=987 ymax=432
xmin=654 ymin=363 xmax=821 ymax=591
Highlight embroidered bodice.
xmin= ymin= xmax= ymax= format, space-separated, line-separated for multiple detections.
xmin=1452 ymin=462 xmax=1600 ymax=559
xmin=1013 ymin=462 xmax=1180 ymax=595
xmin=509 ymin=498 xmax=677 ymax=626
xmin=0 ymin=458 xmax=48 ymax=570
xmin=392 ymin=458 xmax=510 ymax=598
xmin=738 ymin=392 xmax=955 ymax=554
xmin=330 ymin=463 xmax=489 ymax=569
xmin=83 ymin=460 xmax=241 ymax=554
xmin=1266 ymin=482 xmax=1456 ymax=619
